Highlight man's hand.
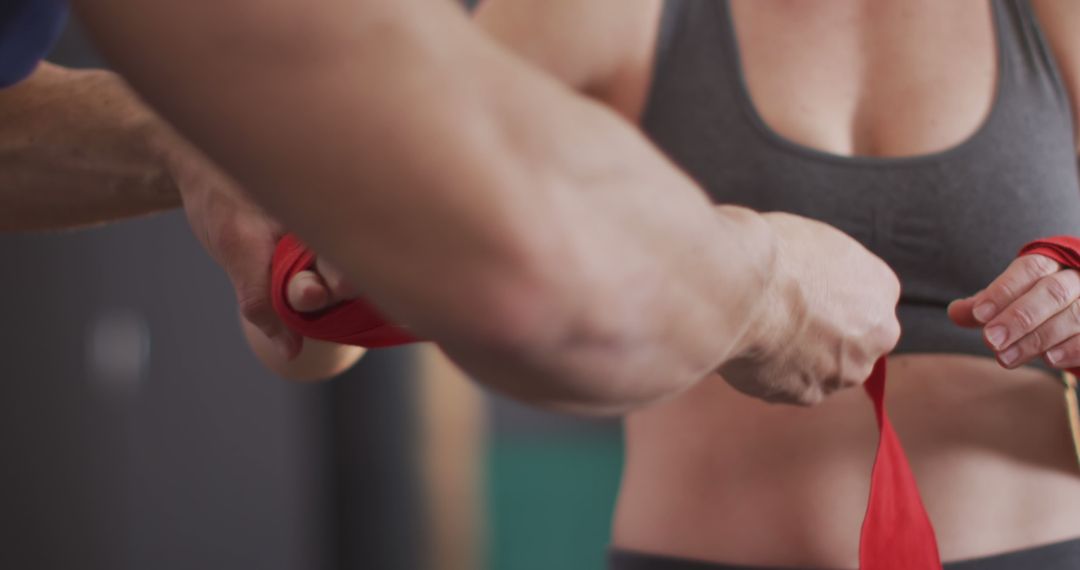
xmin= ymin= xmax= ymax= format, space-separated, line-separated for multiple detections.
xmin=720 ymin=212 xmax=902 ymax=405
xmin=74 ymin=0 xmax=858 ymax=414
xmin=157 ymin=132 xmax=301 ymax=359
xmin=949 ymin=254 xmax=1080 ymax=370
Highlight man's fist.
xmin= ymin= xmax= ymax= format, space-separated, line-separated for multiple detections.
xmin=720 ymin=212 xmax=901 ymax=405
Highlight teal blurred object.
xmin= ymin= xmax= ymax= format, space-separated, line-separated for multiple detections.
xmin=486 ymin=434 xmax=624 ymax=570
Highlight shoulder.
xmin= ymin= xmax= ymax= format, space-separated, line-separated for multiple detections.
xmin=1031 ymin=0 xmax=1080 ymax=153
xmin=473 ymin=0 xmax=663 ymax=117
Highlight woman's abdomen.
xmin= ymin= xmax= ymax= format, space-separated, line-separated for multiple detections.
xmin=612 ymin=354 xmax=1080 ymax=568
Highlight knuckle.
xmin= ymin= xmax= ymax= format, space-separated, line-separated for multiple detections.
xmin=854 ymin=359 xmax=877 ymax=383
xmin=795 ymin=389 xmax=822 ymax=407
xmin=1024 ymin=328 xmax=1044 ymax=353
xmin=1069 ymin=302 xmax=1080 ymax=327
xmin=1062 ymin=268 xmax=1080 ymax=287
xmin=995 ymin=278 xmax=1020 ymax=304
xmin=1011 ymin=305 xmax=1038 ymax=331
xmin=865 ymin=320 xmax=900 ymax=356
xmin=881 ymin=267 xmax=901 ymax=298
xmin=880 ymin=319 xmax=901 ymax=351
xmin=1025 ymin=254 xmax=1059 ymax=279
xmin=1045 ymin=274 xmax=1075 ymax=307
xmin=238 ymin=292 xmax=274 ymax=325
xmin=1023 ymin=255 xmax=1058 ymax=278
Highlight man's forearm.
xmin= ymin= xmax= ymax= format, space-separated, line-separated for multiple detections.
xmin=75 ymin=0 xmax=778 ymax=413
xmin=0 ymin=62 xmax=180 ymax=231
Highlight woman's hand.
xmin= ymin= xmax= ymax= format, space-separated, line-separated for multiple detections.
xmin=948 ymin=254 xmax=1080 ymax=369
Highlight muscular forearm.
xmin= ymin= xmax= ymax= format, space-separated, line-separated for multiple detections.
xmin=0 ymin=62 xmax=180 ymax=231
xmin=75 ymin=0 xmax=777 ymax=413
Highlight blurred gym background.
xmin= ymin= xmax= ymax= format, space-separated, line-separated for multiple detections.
xmin=0 ymin=3 xmax=624 ymax=570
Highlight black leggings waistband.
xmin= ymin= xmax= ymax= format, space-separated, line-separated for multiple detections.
xmin=609 ymin=537 xmax=1080 ymax=570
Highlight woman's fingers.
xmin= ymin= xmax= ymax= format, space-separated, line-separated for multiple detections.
xmin=1046 ymin=333 xmax=1080 ymax=369
xmin=984 ymin=267 xmax=1080 ymax=359
xmin=947 ymin=292 xmax=984 ymax=328
xmin=999 ymin=299 xmax=1080 ymax=368
xmin=965 ymin=255 xmax=1061 ymax=326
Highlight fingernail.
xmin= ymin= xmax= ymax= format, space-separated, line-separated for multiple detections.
xmin=1000 ymin=346 xmax=1020 ymax=366
xmin=985 ymin=325 xmax=1008 ymax=349
xmin=301 ymin=283 xmax=323 ymax=304
xmin=973 ymin=302 xmax=996 ymax=323
xmin=1048 ymin=348 xmax=1065 ymax=365
xmin=298 ymin=274 xmax=321 ymax=292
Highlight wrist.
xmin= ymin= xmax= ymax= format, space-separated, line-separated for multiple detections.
xmin=713 ymin=208 xmax=801 ymax=365
xmin=139 ymin=111 xmax=199 ymax=206
xmin=77 ymin=67 xmax=186 ymax=210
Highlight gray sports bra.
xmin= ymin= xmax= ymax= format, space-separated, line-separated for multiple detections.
xmin=643 ymin=0 xmax=1080 ymax=359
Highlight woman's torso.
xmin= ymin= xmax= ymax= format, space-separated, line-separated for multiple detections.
xmin=607 ymin=0 xmax=1080 ymax=566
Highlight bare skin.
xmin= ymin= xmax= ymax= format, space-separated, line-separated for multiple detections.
xmin=133 ymin=0 xmax=1080 ymax=562
xmin=69 ymin=0 xmax=902 ymax=413
xmin=0 ymin=61 xmax=366 ymax=370
xmin=0 ymin=62 xmax=179 ymax=231
xmin=466 ymin=0 xmax=1080 ymax=566
xmin=244 ymin=256 xmax=365 ymax=380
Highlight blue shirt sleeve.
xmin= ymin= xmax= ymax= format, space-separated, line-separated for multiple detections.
xmin=0 ymin=0 xmax=68 ymax=88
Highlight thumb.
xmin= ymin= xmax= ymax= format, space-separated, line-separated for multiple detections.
xmin=286 ymin=270 xmax=336 ymax=313
xmin=947 ymin=294 xmax=982 ymax=328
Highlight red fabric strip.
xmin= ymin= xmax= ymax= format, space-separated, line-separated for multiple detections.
xmin=1019 ymin=236 xmax=1080 ymax=271
xmin=269 ymin=234 xmax=419 ymax=347
xmin=859 ymin=358 xmax=942 ymax=570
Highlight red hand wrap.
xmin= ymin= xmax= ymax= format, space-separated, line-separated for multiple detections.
xmin=1019 ymin=235 xmax=1080 ymax=270
xmin=269 ymin=234 xmax=419 ymax=348
xmin=1019 ymin=236 xmax=1080 ymax=377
